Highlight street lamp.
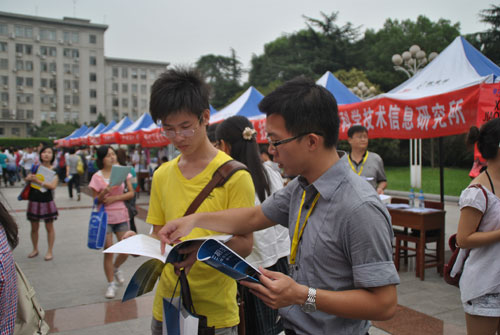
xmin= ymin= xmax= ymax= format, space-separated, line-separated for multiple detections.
xmin=391 ymin=45 xmax=438 ymax=192
xmin=392 ymin=45 xmax=438 ymax=79
xmin=350 ymin=81 xmax=377 ymax=100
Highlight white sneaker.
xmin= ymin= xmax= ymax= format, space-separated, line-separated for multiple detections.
xmin=105 ymin=282 xmax=117 ymax=299
xmin=114 ymin=268 xmax=125 ymax=286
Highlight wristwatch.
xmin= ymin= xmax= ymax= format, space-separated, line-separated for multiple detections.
xmin=301 ymin=287 xmax=317 ymax=313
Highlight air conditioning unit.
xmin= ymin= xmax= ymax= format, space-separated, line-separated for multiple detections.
xmin=40 ymin=87 xmax=46 ymax=92
xmin=132 ymin=93 xmax=137 ymax=97
xmin=51 ymin=103 xmax=57 ymax=108
xmin=113 ymin=107 xmax=118 ymax=112
xmin=72 ymin=89 xmax=78 ymax=94
xmin=17 ymin=86 xmax=23 ymax=91
xmin=35 ymin=36 xmax=40 ymax=42
xmin=58 ymin=39 xmax=64 ymax=45
xmin=2 ymin=85 xmax=7 ymax=90
xmin=9 ymin=33 xmax=15 ymax=40
xmin=36 ymin=51 xmax=41 ymax=56
xmin=73 ymin=58 xmax=79 ymax=63
xmin=16 ymin=52 xmax=22 ymax=58
xmin=12 ymin=69 xmax=17 ymax=73
xmin=112 ymin=91 xmax=118 ymax=96
xmin=2 ymin=102 xmax=7 ymax=107
xmin=74 ymin=74 xmax=79 ymax=78
xmin=51 ymin=71 xmax=57 ymax=76
xmin=41 ymin=55 xmax=46 ymax=60
xmin=65 ymin=104 xmax=71 ymax=109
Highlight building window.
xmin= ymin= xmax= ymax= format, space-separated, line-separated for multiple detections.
xmin=49 ymin=79 xmax=56 ymax=89
xmin=90 ymin=89 xmax=97 ymax=98
xmin=41 ymin=78 xmax=49 ymax=88
xmin=25 ymin=78 xmax=33 ymax=87
xmin=0 ymin=76 xmax=7 ymax=86
xmin=149 ymin=69 xmax=157 ymax=79
xmin=15 ymin=25 xmax=33 ymax=38
xmin=63 ymin=31 xmax=79 ymax=44
xmin=132 ymin=96 xmax=138 ymax=108
xmin=72 ymin=80 xmax=79 ymax=90
xmin=64 ymin=111 xmax=70 ymax=121
xmin=72 ymin=64 xmax=79 ymax=75
xmin=122 ymin=83 xmax=128 ymax=93
xmin=16 ymin=77 xmax=23 ymax=86
xmin=141 ymin=84 xmax=147 ymax=94
xmin=16 ymin=44 xmax=32 ymax=55
xmin=72 ymin=95 xmax=80 ymax=105
xmin=122 ymin=98 xmax=128 ymax=107
xmin=112 ymin=98 xmax=119 ymax=107
xmin=90 ymin=73 xmax=97 ymax=82
xmin=49 ymin=62 xmax=57 ymax=72
xmin=112 ymin=83 xmax=118 ymax=92
xmin=1 ymin=109 xmax=9 ymax=119
xmin=141 ymin=99 xmax=147 ymax=109
xmin=0 ymin=42 xmax=6 ymax=52
xmin=16 ymin=110 xmax=24 ymax=120
xmin=11 ymin=128 xmax=20 ymax=136
xmin=40 ymin=29 xmax=56 ymax=41
xmin=140 ymin=69 xmax=147 ymax=79
xmin=64 ymin=64 xmax=71 ymax=74
xmin=64 ymin=95 xmax=71 ymax=104
xmin=26 ymin=110 xmax=33 ymax=119
xmin=89 ymin=56 xmax=96 ymax=66
xmin=90 ymin=105 xmax=97 ymax=114
xmin=49 ymin=111 xmax=57 ymax=121
xmin=40 ymin=111 xmax=47 ymax=121
xmin=89 ymin=34 xmax=96 ymax=44
xmin=25 ymin=61 xmax=33 ymax=71
xmin=64 ymin=80 xmax=71 ymax=90
xmin=0 ymin=59 xmax=7 ymax=70
xmin=0 ymin=24 xmax=7 ymax=36
xmin=15 ymin=60 xmax=23 ymax=71
xmin=1 ymin=92 xmax=8 ymax=102
xmin=0 ymin=128 xmax=4 ymax=135
xmin=131 ymin=84 xmax=137 ymax=93
xmin=131 ymin=68 xmax=138 ymax=79
xmin=41 ymin=62 xmax=48 ymax=72
xmin=112 ymin=67 xmax=118 ymax=77
xmin=121 ymin=68 xmax=128 ymax=78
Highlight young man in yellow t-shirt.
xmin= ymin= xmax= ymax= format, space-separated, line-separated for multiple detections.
xmin=147 ymin=67 xmax=255 ymax=334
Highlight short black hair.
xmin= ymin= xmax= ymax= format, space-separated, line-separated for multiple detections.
xmin=69 ymin=147 xmax=76 ymax=154
xmin=207 ymin=123 xmax=218 ymax=143
xmin=96 ymin=145 xmax=116 ymax=170
xmin=466 ymin=118 xmax=500 ymax=160
xmin=258 ymin=76 xmax=339 ymax=148
xmin=149 ymin=67 xmax=210 ymax=123
xmin=347 ymin=125 xmax=368 ymax=138
xmin=39 ymin=146 xmax=55 ymax=164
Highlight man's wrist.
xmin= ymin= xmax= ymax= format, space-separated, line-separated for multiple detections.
xmin=296 ymin=284 xmax=309 ymax=305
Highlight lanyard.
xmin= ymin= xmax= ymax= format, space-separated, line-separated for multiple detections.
xmin=347 ymin=151 xmax=369 ymax=176
xmin=290 ymin=191 xmax=320 ymax=264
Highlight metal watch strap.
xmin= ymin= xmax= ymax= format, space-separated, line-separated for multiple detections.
xmin=306 ymin=287 xmax=316 ymax=304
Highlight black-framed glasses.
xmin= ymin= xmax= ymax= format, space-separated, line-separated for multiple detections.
xmin=159 ymin=116 xmax=203 ymax=139
xmin=267 ymin=132 xmax=323 ymax=148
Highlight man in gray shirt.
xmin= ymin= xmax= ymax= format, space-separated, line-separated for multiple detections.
xmin=159 ymin=77 xmax=400 ymax=334
xmin=342 ymin=125 xmax=387 ymax=194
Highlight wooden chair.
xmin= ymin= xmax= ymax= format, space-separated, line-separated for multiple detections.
xmin=393 ymin=200 xmax=445 ymax=280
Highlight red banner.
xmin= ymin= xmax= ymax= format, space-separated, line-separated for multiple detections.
xmin=337 ymin=84 xmax=481 ymax=140
xmin=141 ymin=128 xmax=171 ymax=148
xmin=100 ymin=132 xmax=119 ymax=145
xmin=117 ymin=130 xmax=143 ymax=145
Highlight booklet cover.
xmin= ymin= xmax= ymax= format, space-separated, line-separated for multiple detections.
xmin=109 ymin=165 xmax=131 ymax=187
xmin=197 ymin=239 xmax=261 ymax=284
xmin=104 ymin=234 xmax=237 ymax=302
xmin=30 ymin=165 xmax=56 ymax=192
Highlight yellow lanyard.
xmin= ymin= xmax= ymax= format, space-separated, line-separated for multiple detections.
xmin=348 ymin=151 xmax=369 ymax=176
xmin=290 ymin=191 xmax=320 ymax=264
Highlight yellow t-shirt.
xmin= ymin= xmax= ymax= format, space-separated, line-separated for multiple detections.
xmin=147 ymin=151 xmax=255 ymax=328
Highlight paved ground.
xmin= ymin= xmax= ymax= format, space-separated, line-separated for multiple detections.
xmin=2 ymin=183 xmax=467 ymax=334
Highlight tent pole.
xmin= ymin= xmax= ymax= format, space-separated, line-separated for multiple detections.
xmin=439 ymin=137 xmax=444 ymax=203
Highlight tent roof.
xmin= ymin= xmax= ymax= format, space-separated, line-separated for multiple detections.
xmin=316 ymin=71 xmax=362 ymax=105
xmin=99 ymin=120 xmax=117 ymax=134
xmin=121 ymin=113 xmax=155 ymax=133
xmin=386 ymin=36 xmax=500 ymax=100
xmin=210 ymin=86 xmax=264 ymax=123
xmin=65 ymin=125 xmax=88 ymax=139
xmin=85 ymin=123 xmax=106 ymax=137
xmin=103 ymin=116 xmax=133 ymax=134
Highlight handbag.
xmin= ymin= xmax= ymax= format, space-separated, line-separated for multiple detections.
xmin=14 ymin=263 xmax=50 ymax=335
xmin=17 ymin=165 xmax=39 ymax=201
xmin=87 ymin=198 xmax=108 ymax=249
xmin=77 ymin=156 xmax=84 ymax=175
xmin=443 ymin=184 xmax=488 ymax=287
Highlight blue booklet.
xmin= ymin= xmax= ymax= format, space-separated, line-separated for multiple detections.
xmin=103 ymin=234 xmax=248 ymax=301
xmin=109 ymin=165 xmax=131 ymax=186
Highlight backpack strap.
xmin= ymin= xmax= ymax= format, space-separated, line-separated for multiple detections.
xmin=183 ymin=160 xmax=248 ymax=216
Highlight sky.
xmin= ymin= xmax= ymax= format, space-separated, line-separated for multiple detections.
xmin=0 ymin=0 xmax=495 ymax=71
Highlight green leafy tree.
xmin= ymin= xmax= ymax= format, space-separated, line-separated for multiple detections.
xmin=476 ymin=5 xmax=500 ymax=65
xmin=334 ymin=68 xmax=381 ymax=95
xmin=196 ymin=49 xmax=243 ymax=108
xmin=90 ymin=113 xmax=107 ymax=127
xmin=31 ymin=121 xmax=79 ymax=139
xmin=354 ymin=16 xmax=460 ymax=91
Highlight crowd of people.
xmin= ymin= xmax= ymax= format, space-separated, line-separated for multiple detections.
xmin=1 ymin=67 xmax=499 ymax=335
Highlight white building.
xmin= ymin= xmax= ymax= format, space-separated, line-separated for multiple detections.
xmin=0 ymin=11 xmax=168 ymax=138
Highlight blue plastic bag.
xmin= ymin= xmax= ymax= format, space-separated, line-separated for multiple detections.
xmin=88 ymin=198 xmax=107 ymax=249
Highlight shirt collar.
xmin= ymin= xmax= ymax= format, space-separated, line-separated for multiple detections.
xmin=297 ymin=151 xmax=349 ymax=201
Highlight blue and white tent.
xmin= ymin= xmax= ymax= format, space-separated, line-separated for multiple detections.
xmin=316 ymin=71 xmax=362 ymax=105
xmin=210 ymin=86 xmax=265 ymax=123
xmin=384 ymin=36 xmax=500 ymax=100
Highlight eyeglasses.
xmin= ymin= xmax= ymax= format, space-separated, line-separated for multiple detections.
xmin=159 ymin=117 xmax=202 ymax=139
xmin=267 ymin=132 xmax=322 ymax=149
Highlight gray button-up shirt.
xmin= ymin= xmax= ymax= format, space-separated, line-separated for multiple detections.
xmin=261 ymin=154 xmax=400 ymax=335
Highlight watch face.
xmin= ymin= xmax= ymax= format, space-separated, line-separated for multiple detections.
xmin=301 ymin=302 xmax=316 ymax=313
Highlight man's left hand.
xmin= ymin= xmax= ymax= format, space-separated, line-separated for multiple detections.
xmin=241 ymin=267 xmax=308 ymax=309
xmin=172 ymin=241 xmax=203 ymax=276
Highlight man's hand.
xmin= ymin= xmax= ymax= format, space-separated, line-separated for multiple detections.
xmin=171 ymin=241 xmax=203 ymax=276
xmin=241 ymin=267 xmax=308 ymax=309
xmin=121 ymin=230 xmax=137 ymax=240
xmin=158 ymin=216 xmax=196 ymax=254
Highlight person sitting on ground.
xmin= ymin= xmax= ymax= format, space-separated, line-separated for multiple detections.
xmin=342 ymin=125 xmax=387 ymax=194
